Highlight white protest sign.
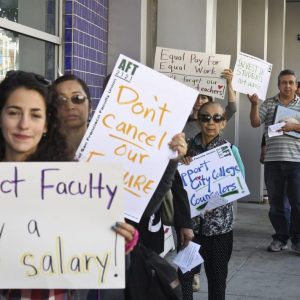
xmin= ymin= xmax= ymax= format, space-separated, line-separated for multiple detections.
xmin=0 ymin=162 xmax=124 ymax=289
xmin=76 ymin=54 xmax=198 ymax=223
xmin=178 ymin=144 xmax=249 ymax=217
xmin=154 ymin=46 xmax=231 ymax=99
xmin=232 ymin=52 xmax=272 ymax=100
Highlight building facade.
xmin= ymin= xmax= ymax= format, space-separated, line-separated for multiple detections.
xmin=1 ymin=0 xmax=300 ymax=201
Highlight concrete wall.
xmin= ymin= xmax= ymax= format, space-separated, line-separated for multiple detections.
xmin=285 ymin=2 xmax=300 ymax=74
xmin=157 ymin=0 xmax=206 ymax=52
xmin=238 ymin=0 xmax=267 ymax=202
xmin=107 ymin=0 xmax=141 ymax=73
xmin=267 ymin=0 xmax=285 ymax=97
xmin=216 ymin=0 xmax=240 ymax=145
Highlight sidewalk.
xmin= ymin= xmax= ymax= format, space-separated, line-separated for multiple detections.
xmin=191 ymin=202 xmax=300 ymax=300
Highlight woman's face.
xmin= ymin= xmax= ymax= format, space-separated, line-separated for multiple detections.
xmin=198 ymin=103 xmax=225 ymax=140
xmin=55 ymin=80 xmax=90 ymax=131
xmin=0 ymin=87 xmax=47 ymax=161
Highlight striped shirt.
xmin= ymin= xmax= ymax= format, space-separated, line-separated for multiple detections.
xmin=259 ymin=94 xmax=300 ymax=162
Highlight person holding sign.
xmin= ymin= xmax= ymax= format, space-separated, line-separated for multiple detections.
xmin=54 ymin=74 xmax=187 ymax=298
xmin=247 ymin=69 xmax=300 ymax=254
xmin=53 ymin=74 xmax=141 ymax=299
xmin=184 ymin=68 xmax=237 ymax=141
xmin=54 ymin=74 xmax=188 ymax=254
xmin=175 ymin=102 xmax=244 ymax=300
xmin=180 ymin=68 xmax=237 ymax=293
xmin=0 ymin=71 xmax=73 ymax=298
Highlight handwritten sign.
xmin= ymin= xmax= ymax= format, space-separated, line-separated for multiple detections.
xmin=154 ymin=46 xmax=231 ymax=99
xmin=76 ymin=54 xmax=198 ymax=223
xmin=178 ymin=144 xmax=249 ymax=217
xmin=0 ymin=162 xmax=124 ymax=289
xmin=232 ymin=52 xmax=272 ymax=100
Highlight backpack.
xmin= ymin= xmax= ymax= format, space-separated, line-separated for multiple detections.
xmin=126 ymin=244 xmax=182 ymax=300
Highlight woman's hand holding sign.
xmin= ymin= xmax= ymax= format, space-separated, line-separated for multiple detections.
xmin=168 ymin=133 xmax=188 ymax=160
xmin=112 ymin=222 xmax=139 ymax=255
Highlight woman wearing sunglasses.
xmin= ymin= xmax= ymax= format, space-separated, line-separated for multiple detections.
xmin=53 ymin=74 xmax=139 ymax=249
xmin=175 ymin=68 xmax=237 ymax=297
xmin=52 ymin=75 xmax=139 ymax=299
xmin=183 ymin=68 xmax=236 ymax=142
xmin=53 ymin=75 xmax=91 ymax=155
xmin=175 ymin=101 xmax=245 ymax=300
xmin=53 ymin=74 xmax=187 ymax=299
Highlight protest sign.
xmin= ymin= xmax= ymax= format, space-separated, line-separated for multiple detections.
xmin=154 ymin=46 xmax=231 ymax=99
xmin=232 ymin=52 xmax=272 ymax=100
xmin=76 ymin=54 xmax=198 ymax=223
xmin=178 ymin=144 xmax=249 ymax=217
xmin=0 ymin=162 xmax=124 ymax=289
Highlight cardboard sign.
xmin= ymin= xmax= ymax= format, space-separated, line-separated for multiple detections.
xmin=0 ymin=162 xmax=124 ymax=289
xmin=232 ymin=52 xmax=272 ymax=100
xmin=154 ymin=46 xmax=231 ymax=99
xmin=178 ymin=144 xmax=249 ymax=217
xmin=76 ymin=54 xmax=198 ymax=222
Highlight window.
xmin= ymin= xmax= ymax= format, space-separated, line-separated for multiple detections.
xmin=0 ymin=0 xmax=62 ymax=81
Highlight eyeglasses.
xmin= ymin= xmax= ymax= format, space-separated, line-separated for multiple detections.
xmin=5 ymin=70 xmax=51 ymax=86
xmin=58 ymin=94 xmax=87 ymax=105
xmin=199 ymin=113 xmax=225 ymax=123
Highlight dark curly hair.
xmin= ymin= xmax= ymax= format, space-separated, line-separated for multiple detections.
xmin=0 ymin=70 xmax=72 ymax=161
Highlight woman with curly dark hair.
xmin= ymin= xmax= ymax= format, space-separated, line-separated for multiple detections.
xmin=0 ymin=70 xmax=72 ymax=299
xmin=0 ymin=70 xmax=71 ymax=162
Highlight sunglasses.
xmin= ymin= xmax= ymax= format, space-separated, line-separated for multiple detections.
xmin=199 ymin=113 xmax=225 ymax=123
xmin=58 ymin=94 xmax=87 ymax=105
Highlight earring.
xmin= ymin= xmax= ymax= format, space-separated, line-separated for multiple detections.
xmin=88 ymin=112 xmax=93 ymax=124
xmin=43 ymin=132 xmax=47 ymax=138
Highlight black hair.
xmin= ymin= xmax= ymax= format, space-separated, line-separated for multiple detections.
xmin=277 ymin=69 xmax=298 ymax=87
xmin=103 ymin=74 xmax=111 ymax=91
xmin=198 ymin=94 xmax=213 ymax=102
xmin=53 ymin=74 xmax=91 ymax=104
xmin=0 ymin=70 xmax=71 ymax=161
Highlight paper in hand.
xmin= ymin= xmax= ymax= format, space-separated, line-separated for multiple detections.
xmin=173 ymin=241 xmax=204 ymax=274
xmin=268 ymin=122 xmax=285 ymax=137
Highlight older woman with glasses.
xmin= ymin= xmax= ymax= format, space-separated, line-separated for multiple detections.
xmin=175 ymin=101 xmax=245 ymax=300
xmin=183 ymin=68 xmax=237 ymax=141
